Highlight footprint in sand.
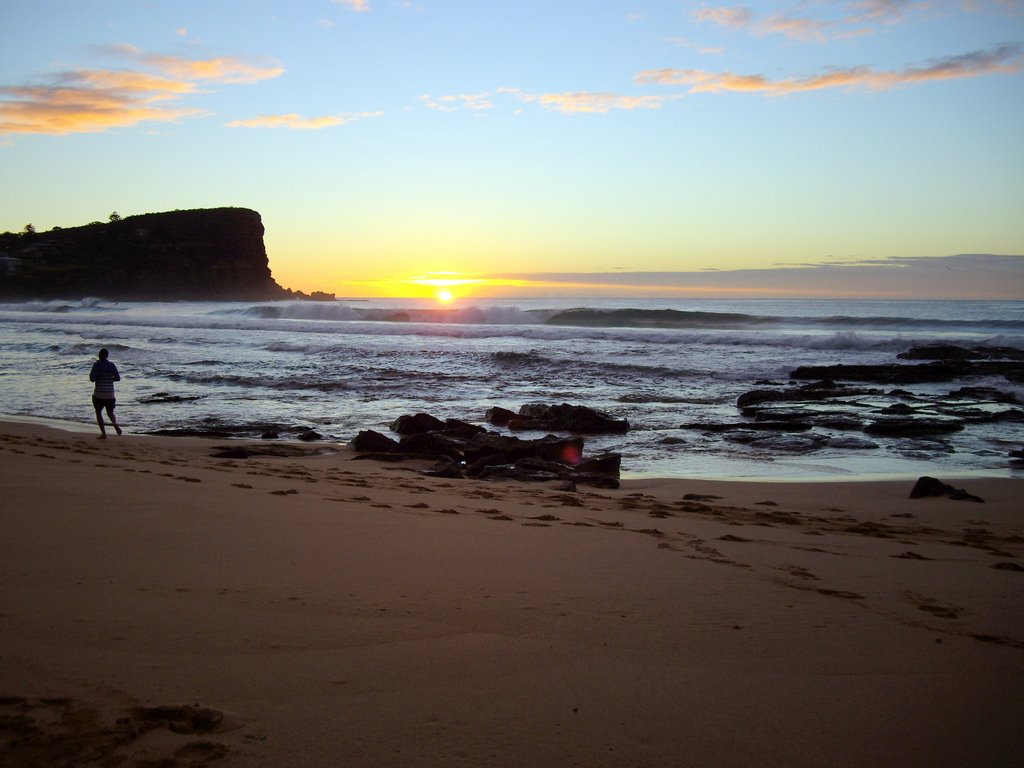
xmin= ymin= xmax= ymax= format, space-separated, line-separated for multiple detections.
xmin=906 ymin=591 xmax=960 ymax=619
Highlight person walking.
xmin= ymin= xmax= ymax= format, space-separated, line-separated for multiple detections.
xmin=90 ymin=348 xmax=122 ymax=439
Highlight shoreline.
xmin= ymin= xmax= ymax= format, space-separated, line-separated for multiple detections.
xmin=2 ymin=419 xmax=1022 ymax=766
xmin=3 ymin=413 xmax=1019 ymax=484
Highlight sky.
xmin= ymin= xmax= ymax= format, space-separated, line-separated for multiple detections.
xmin=2 ymin=0 xmax=1023 ymax=300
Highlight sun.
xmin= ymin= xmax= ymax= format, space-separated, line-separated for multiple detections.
xmin=436 ymin=290 xmax=454 ymax=304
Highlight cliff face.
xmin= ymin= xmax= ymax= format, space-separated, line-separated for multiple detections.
xmin=0 ymin=208 xmax=290 ymax=300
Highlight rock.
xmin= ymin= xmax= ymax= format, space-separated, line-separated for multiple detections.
xmin=516 ymin=403 xmax=629 ymax=434
xmin=138 ymin=392 xmax=203 ymax=404
xmin=463 ymin=433 xmax=584 ymax=465
xmin=297 ymin=429 xmax=322 ymax=442
xmin=261 ymin=430 xmax=280 ymax=440
xmin=211 ymin=447 xmax=252 ymax=459
xmin=351 ymin=430 xmax=399 ymax=453
xmin=351 ymin=406 xmax=627 ymax=486
xmin=1011 ymin=448 xmax=1024 ymax=461
xmin=898 ymin=344 xmax=1024 ymax=361
xmin=879 ymin=403 xmax=915 ymax=415
xmin=680 ymin=421 xmax=813 ymax=433
xmin=485 ymin=406 xmax=519 ymax=426
xmin=733 ymin=433 xmax=830 ymax=453
xmin=398 ymin=431 xmax=464 ymax=458
xmin=909 ymin=476 xmax=985 ymax=502
xmin=790 ymin=360 xmax=1024 ymax=385
xmin=864 ymin=418 xmax=963 ymax=437
xmin=441 ymin=419 xmax=487 ymax=438
xmin=897 ymin=344 xmax=978 ymax=361
xmin=514 ymin=457 xmax=576 ymax=478
xmin=946 ymin=386 xmax=1021 ymax=404
xmin=736 ymin=384 xmax=880 ymax=409
xmin=390 ymin=413 xmax=446 ymax=435
xmin=827 ymin=437 xmax=879 ymax=450
xmin=422 ymin=460 xmax=463 ymax=478
xmin=575 ymin=453 xmax=622 ymax=476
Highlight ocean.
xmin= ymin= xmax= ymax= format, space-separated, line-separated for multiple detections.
xmin=1 ymin=297 xmax=1022 ymax=480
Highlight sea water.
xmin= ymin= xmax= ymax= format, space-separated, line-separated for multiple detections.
xmin=1 ymin=297 xmax=1022 ymax=479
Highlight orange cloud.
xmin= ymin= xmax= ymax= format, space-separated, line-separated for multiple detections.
xmin=0 ymin=70 xmax=202 ymax=135
xmin=693 ymin=2 xmax=934 ymax=42
xmin=1 ymin=45 xmax=284 ymax=136
xmin=527 ymin=91 xmax=679 ymax=114
xmin=105 ymin=43 xmax=284 ymax=83
xmin=635 ymin=44 xmax=1023 ymax=94
xmin=227 ymin=111 xmax=382 ymax=129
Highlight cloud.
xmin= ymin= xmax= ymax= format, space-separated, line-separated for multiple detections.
xmin=523 ymin=91 xmax=679 ymax=114
xmin=227 ymin=111 xmax=382 ymax=129
xmin=759 ymin=14 xmax=830 ymax=42
xmin=487 ymin=255 xmax=1024 ymax=299
xmin=691 ymin=1 xmax=934 ymax=41
xmin=0 ymin=69 xmax=203 ymax=135
xmin=316 ymin=19 xmax=337 ymax=29
xmin=635 ymin=43 xmax=1024 ymax=94
xmin=666 ymin=36 xmax=725 ymax=55
xmin=104 ymin=43 xmax=283 ymax=83
xmin=419 ymin=92 xmax=495 ymax=112
xmin=693 ymin=6 xmax=756 ymax=28
xmin=332 ymin=0 xmax=370 ymax=11
xmin=1 ymin=45 xmax=285 ymax=135
xmin=419 ymin=86 xmax=680 ymax=116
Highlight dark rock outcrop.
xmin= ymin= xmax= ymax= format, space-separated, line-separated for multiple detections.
xmin=909 ymin=476 xmax=985 ymax=502
xmin=0 ymin=207 xmax=292 ymax=300
xmin=790 ymin=345 xmax=1024 ymax=385
xmin=509 ymin=403 xmax=629 ymax=434
xmin=350 ymin=408 xmax=623 ymax=487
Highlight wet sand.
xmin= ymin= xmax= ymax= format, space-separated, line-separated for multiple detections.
xmin=1 ymin=420 xmax=1022 ymax=767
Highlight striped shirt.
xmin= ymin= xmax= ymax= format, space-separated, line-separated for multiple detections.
xmin=90 ymin=359 xmax=120 ymax=399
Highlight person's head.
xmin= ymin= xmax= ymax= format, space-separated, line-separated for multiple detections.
xmin=98 ymin=348 xmax=109 ymax=360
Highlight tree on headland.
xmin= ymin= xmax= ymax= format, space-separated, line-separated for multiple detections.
xmin=22 ymin=224 xmax=36 ymax=237
xmin=109 ymin=211 xmax=122 ymax=222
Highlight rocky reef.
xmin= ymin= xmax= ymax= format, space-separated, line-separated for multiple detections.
xmin=0 ymin=207 xmax=296 ymax=300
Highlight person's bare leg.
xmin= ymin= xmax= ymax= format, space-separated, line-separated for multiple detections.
xmin=110 ymin=409 xmax=122 ymax=436
xmin=96 ymin=408 xmax=107 ymax=439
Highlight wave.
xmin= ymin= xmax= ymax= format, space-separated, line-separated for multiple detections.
xmin=542 ymin=307 xmax=1024 ymax=332
xmin=0 ymin=297 xmax=109 ymax=313
xmin=211 ymin=302 xmax=547 ymax=326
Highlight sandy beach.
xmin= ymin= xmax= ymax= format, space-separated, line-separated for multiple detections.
xmin=1 ymin=419 xmax=1022 ymax=767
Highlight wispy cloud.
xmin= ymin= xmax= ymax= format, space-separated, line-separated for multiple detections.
xmin=693 ymin=6 xmax=756 ymax=28
xmin=419 ymin=87 xmax=678 ymax=115
xmin=666 ymin=36 xmax=725 ymax=55
xmin=526 ymin=92 xmax=679 ymax=114
xmin=419 ymin=92 xmax=495 ymax=112
xmin=691 ymin=1 xmax=934 ymax=42
xmin=227 ymin=111 xmax=382 ymax=129
xmin=636 ymin=43 xmax=1023 ymax=94
xmin=103 ymin=43 xmax=284 ymax=83
xmin=332 ymin=0 xmax=370 ymax=11
xmin=1 ymin=45 xmax=284 ymax=135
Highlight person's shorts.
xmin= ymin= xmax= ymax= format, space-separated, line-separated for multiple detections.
xmin=92 ymin=396 xmax=116 ymax=414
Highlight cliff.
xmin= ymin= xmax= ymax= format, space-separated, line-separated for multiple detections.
xmin=0 ymin=208 xmax=293 ymax=301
